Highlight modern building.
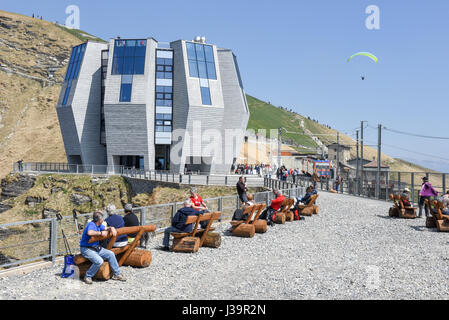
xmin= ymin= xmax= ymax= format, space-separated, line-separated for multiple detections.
xmin=56 ymin=36 xmax=249 ymax=174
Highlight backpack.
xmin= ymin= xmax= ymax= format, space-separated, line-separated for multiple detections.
xmin=61 ymin=254 xmax=76 ymax=278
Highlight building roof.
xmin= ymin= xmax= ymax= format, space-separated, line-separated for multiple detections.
xmin=363 ymin=160 xmax=390 ymax=168
xmin=327 ymin=143 xmax=351 ymax=150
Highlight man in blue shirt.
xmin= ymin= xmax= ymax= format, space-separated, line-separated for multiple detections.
xmin=79 ymin=211 xmax=126 ymax=284
xmin=161 ymin=199 xmax=202 ymax=251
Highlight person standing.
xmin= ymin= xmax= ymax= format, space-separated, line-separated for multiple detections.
xmin=79 ymin=211 xmax=126 ymax=284
xmin=418 ymin=177 xmax=438 ymax=218
xmin=236 ymin=176 xmax=248 ymax=203
xmin=335 ymin=173 xmax=342 ymax=193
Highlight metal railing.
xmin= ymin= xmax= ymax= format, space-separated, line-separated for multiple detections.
xmin=12 ymin=162 xmax=265 ymax=187
xmin=122 ymin=168 xmax=264 ymax=187
xmin=269 ymin=170 xmax=449 ymax=205
xmin=0 ymin=185 xmax=304 ymax=270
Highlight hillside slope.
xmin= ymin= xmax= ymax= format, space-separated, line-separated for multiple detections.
xmin=0 ymin=10 xmax=94 ymax=179
xmin=246 ymin=95 xmax=437 ymax=173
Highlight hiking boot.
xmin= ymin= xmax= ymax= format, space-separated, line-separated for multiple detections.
xmin=84 ymin=277 xmax=93 ymax=285
xmin=160 ymin=246 xmax=170 ymax=251
xmin=111 ymin=274 xmax=126 ymax=282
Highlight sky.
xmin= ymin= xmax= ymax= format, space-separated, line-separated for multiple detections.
xmin=3 ymin=0 xmax=449 ymax=172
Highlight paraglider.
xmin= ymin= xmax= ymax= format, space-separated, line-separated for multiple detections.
xmin=347 ymin=52 xmax=378 ymax=80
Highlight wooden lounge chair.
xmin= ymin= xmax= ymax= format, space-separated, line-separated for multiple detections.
xmin=298 ymin=194 xmax=319 ymax=217
xmin=395 ymin=194 xmax=416 ymax=219
xmin=388 ymin=194 xmax=400 ymax=217
xmin=430 ymin=200 xmax=449 ymax=232
xmin=274 ymin=198 xmax=295 ymax=224
xmin=171 ymin=211 xmax=222 ymax=253
xmin=252 ymin=203 xmax=267 ymax=233
xmin=230 ymin=205 xmax=258 ymax=237
xmin=424 ymin=199 xmax=437 ymax=228
xmin=74 ymin=224 xmax=156 ymax=280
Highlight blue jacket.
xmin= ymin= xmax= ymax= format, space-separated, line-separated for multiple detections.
xmin=172 ymin=207 xmax=202 ymax=233
xmin=105 ymin=214 xmax=128 ymax=243
xmin=299 ymin=190 xmax=317 ymax=205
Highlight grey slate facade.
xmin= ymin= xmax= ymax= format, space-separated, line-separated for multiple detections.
xmin=56 ymin=37 xmax=249 ymax=174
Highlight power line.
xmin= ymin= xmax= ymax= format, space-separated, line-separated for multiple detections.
xmin=368 ymin=124 xmax=449 ymax=140
xmin=381 ymin=142 xmax=449 ymax=163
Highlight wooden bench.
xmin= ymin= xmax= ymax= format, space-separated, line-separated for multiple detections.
xmin=396 ymin=194 xmax=416 ymax=219
xmin=428 ymin=200 xmax=449 ymax=232
xmin=252 ymin=204 xmax=267 ymax=233
xmin=298 ymin=194 xmax=319 ymax=217
xmin=74 ymin=224 xmax=156 ymax=280
xmin=230 ymin=205 xmax=257 ymax=237
xmin=388 ymin=194 xmax=400 ymax=217
xmin=274 ymin=198 xmax=295 ymax=224
xmin=230 ymin=203 xmax=267 ymax=237
xmin=171 ymin=211 xmax=222 ymax=253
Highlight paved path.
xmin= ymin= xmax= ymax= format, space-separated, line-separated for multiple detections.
xmin=1 ymin=191 xmax=448 ymax=300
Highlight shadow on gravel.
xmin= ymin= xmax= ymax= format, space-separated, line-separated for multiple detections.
xmin=375 ymin=215 xmax=395 ymax=220
xmin=410 ymin=225 xmax=436 ymax=232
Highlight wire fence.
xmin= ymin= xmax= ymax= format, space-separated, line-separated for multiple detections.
xmin=0 ymin=186 xmax=304 ymax=270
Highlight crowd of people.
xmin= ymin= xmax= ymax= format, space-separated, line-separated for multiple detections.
xmin=233 ymin=163 xmax=272 ymax=176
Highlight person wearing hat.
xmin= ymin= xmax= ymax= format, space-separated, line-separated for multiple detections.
xmin=418 ymin=177 xmax=438 ymax=218
xmin=123 ymin=203 xmax=140 ymax=243
xmin=401 ymin=188 xmax=412 ymax=207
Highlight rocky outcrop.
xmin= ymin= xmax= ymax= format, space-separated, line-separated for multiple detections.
xmin=0 ymin=202 xmax=12 ymax=213
xmin=41 ymin=207 xmax=59 ymax=219
xmin=70 ymin=194 xmax=91 ymax=206
xmin=1 ymin=174 xmax=36 ymax=200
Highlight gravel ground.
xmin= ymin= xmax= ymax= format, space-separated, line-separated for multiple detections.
xmin=1 ymin=191 xmax=449 ymax=300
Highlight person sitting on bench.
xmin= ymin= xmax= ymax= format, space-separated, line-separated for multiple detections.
xmin=162 ymin=199 xmax=203 ymax=251
xmin=401 ymin=188 xmax=412 ymax=207
xmin=260 ymin=189 xmax=285 ymax=226
xmin=79 ymin=211 xmax=126 ymax=284
xmin=297 ymin=186 xmax=317 ymax=206
xmin=232 ymin=194 xmax=256 ymax=221
xmin=123 ymin=204 xmax=139 ymax=244
xmin=101 ymin=204 xmax=128 ymax=248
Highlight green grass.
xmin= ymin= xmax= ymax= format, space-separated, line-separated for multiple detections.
xmin=246 ymin=95 xmax=318 ymax=148
xmin=55 ymin=25 xmax=107 ymax=43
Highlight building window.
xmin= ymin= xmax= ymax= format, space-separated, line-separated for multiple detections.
xmin=62 ymin=43 xmax=86 ymax=105
xmin=112 ymin=39 xmax=146 ymax=75
xmin=200 ymin=86 xmax=212 ymax=105
xmin=155 ymin=50 xmax=174 ymax=138
xmin=186 ymin=42 xmax=216 ymax=80
xmin=120 ymin=75 xmax=133 ymax=102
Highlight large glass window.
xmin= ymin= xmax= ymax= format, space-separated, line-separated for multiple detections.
xmin=62 ymin=43 xmax=87 ymax=105
xmin=186 ymin=42 xmax=216 ymax=80
xmin=112 ymin=39 xmax=146 ymax=75
xmin=200 ymin=86 xmax=212 ymax=105
xmin=120 ymin=75 xmax=133 ymax=102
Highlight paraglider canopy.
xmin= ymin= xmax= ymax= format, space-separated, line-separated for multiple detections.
xmin=347 ymin=52 xmax=378 ymax=63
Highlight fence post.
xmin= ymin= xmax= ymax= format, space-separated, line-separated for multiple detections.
xmin=179 ymin=174 xmax=182 ymax=184
xmin=140 ymin=207 xmax=147 ymax=226
xmin=398 ymin=172 xmax=401 ymax=194
xmin=189 ymin=175 xmax=191 ymax=185
xmin=206 ymin=176 xmax=209 ymax=185
xmin=225 ymin=176 xmax=228 ymax=186
xmin=442 ymin=173 xmax=446 ymax=196
xmin=411 ymin=172 xmax=415 ymax=205
xmin=50 ymin=218 xmax=58 ymax=265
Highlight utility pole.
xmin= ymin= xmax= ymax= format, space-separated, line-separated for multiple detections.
xmin=376 ymin=124 xmax=382 ymax=199
xmin=278 ymin=127 xmax=282 ymax=169
xmin=336 ymin=132 xmax=340 ymax=178
xmin=356 ymin=129 xmax=359 ymax=195
xmin=360 ymin=121 xmax=366 ymax=195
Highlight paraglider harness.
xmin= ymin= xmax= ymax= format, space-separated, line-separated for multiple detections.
xmin=56 ymin=213 xmax=76 ymax=278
